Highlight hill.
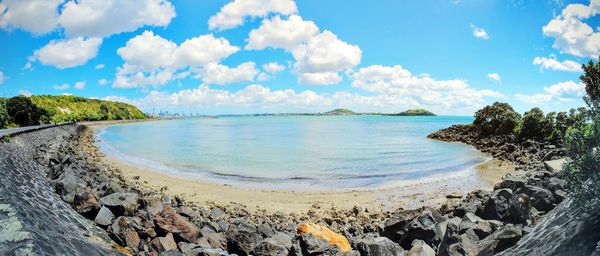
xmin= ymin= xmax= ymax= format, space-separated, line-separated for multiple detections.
xmin=387 ymin=109 xmax=436 ymax=116
xmin=30 ymin=95 xmax=147 ymax=123
xmin=322 ymin=108 xmax=356 ymax=115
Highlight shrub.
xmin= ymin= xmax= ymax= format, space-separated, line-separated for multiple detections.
xmin=6 ymin=95 xmax=48 ymax=126
xmin=517 ymin=107 xmax=553 ymax=141
xmin=473 ymin=102 xmax=521 ymax=135
xmin=0 ymin=98 xmax=8 ymax=129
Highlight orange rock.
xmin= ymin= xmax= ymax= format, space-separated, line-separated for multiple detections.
xmin=297 ymin=223 xmax=352 ymax=252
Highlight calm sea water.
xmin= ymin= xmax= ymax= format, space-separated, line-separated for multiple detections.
xmin=95 ymin=115 xmax=487 ymax=190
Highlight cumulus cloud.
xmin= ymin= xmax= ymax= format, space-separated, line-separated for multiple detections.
xmin=350 ymin=65 xmax=504 ymax=108
xmin=34 ymin=37 xmax=102 ymax=69
xmin=487 ymin=73 xmax=501 ymax=82
xmin=98 ymin=78 xmax=109 ymax=86
xmin=0 ymin=71 xmax=4 ymax=84
xmin=516 ymin=80 xmax=586 ymax=104
xmin=245 ymin=15 xmax=318 ymax=51
xmin=193 ymin=62 xmax=258 ymax=85
xmin=263 ymin=62 xmax=286 ymax=73
xmin=74 ymin=81 xmax=86 ymax=90
xmin=0 ymin=0 xmax=62 ymax=34
xmin=208 ymin=0 xmax=297 ymax=30
xmin=53 ymin=83 xmax=70 ymax=90
xmin=58 ymin=0 xmax=175 ymax=38
xmin=246 ymin=14 xmax=361 ymax=85
xmin=470 ymin=23 xmax=490 ymax=39
xmin=532 ymin=55 xmax=582 ymax=72
xmin=542 ymin=0 xmax=600 ymax=57
xmin=2 ymin=0 xmax=177 ymax=69
xmin=114 ymin=31 xmax=240 ymax=88
xmin=95 ymin=64 xmax=105 ymax=70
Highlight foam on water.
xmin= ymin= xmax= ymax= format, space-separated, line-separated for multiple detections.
xmin=95 ymin=115 xmax=488 ymax=191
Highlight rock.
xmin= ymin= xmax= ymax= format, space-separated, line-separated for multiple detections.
xmin=460 ymin=213 xmax=491 ymax=239
xmin=145 ymin=195 xmax=164 ymax=216
xmin=494 ymin=175 xmax=526 ymax=192
xmin=446 ymin=192 xmax=463 ymax=199
xmin=355 ymin=235 xmax=404 ymax=256
xmin=477 ymin=224 xmax=522 ymax=254
xmin=381 ymin=210 xmax=421 ymax=242
xmin=507 ymin=193 xmax=531 ymax=224
xmin=226 ymin=221 xmax=263 ymax=255
xmin=252 ymin=233 xmax=292 ymax=256
xmin=111 ymin=216 xmax=142 ymax=250
xmin=154 ymin=206 xmax=200 ymax=243
xmin=523 ymin=185 xmax=555 ymax=212
xmin=197 ymin=233 xmax=227 ymax=250
xmin=94 ymin=206 xmax=115 ymax=226
xmin=73 ymin=191 xmax=100 ymax=216
xmin=210 ymin=207 xmax=225 ymax=220
xmin=481 ymin=189 xmax=512 ymax=220
xmin=448 ymin=229 xmax=479 ymax=256
xmin=437 ymin=217 xmax=461 ymax=255
xmin=407 ymin=240 xmax=435 ymax=256
xmin=151 ymin=233 xmax=178 ymax=253
xmin=160 ymin=250 xmax=185 ymax=256
xmin=296 ymin=223 xmax=352 ymax=253
xmin=399 ymin=209 xmax=441 ymax=248
xmin=100 ymin=192 xmax=139 ymax=216
xmin=292 ymin=233 xmax=341 ymax=256
xmin=178 ymin=206 xmax=201 ymax=219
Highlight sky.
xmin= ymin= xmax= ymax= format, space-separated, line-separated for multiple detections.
xmin=0 ymin=0 xmax=599 ymax=115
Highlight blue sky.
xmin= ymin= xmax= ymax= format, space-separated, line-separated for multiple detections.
xmin=0 ymin=0 xmax=598 ymax=115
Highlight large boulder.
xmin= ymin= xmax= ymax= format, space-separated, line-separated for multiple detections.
xmin=226 ymin=221 xmax=263 ymax=256
xmin=355 ymin=235 xmax=404 ymax=256
xmin=252 ymin=233 xmax=292 ymax=256
xmin=100 ymin=192 xmax=139 ymax=216
xmin=399 ymin=209 xmax=442 ymax=248
xmin=150 ymin=233 xmax=178 ymax=253
xmin=94 ymin=206 xmax=115 ymax=226
xmin=476 ymin=224 xmax=522 ymax=254
xmin=111 ymin=216 xmax=142 ymax=251
xmin=291 ymin=233 xmax=341 ymax=256
xmin=481 ymin=189 xmax=512 ymax=220
xmin=522 ymin=185 xmax=555 ymax=212
xmin=153 ymin=206 xmax=200 ymax=243
xmin=506 ymin=193 xmax=531 ymax=224
xmin=381 ymin=210 xmax=421 ymax=242
xmin=447 ymin=229 xmax=479 ymax=256
xmin=296 ymin=223 xmax=351 ymax=253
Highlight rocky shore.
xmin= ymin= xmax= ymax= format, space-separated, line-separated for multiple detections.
xmin=0 ymin=123 xmax=573 ymax=255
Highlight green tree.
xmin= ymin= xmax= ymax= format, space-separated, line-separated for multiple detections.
xmin=6 ymin=95 xmax=48 ymax=126
xmin=0 ymin=98 xmax=9 ymax=128
xmin=473 ymin=102 xmax=521 ymax=135
xmin=517 ymin=107 xmax=553 ymax=141
xmin=562 ymin=56 xmax=600 ymax=212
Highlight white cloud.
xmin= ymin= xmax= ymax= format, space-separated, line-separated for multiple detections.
xmin=19 ymin=90 xmax=32 ymax=97
xmin=263 ymin=62 xmax=286 ymax=73
xmin=351 ymin=64 xmax=504 ymax=108
xmin=292 ymin=30 xmax=362 ymax=85
xmin=470 ymin=23 xmax=490 ymax=39
xmin=193 ymin=62 xmax=258 ymax=85
xmin=208 ymin=0 xmax=297 ymax=30
xmin=33 ymin=37 xmax=102 ymax=69
xmin=487 ymin=73 xmax=501 ymax=82
xmin=98 ymin=78 xmax=109 ymax=85
xmin=74 ymin=81 xmax=86 ymax=90
xmin=542 ymin=0 xmax=600 ymax=57
xmin=246 ymin=15 xmax=318 ymax=51
xmin=0 ymin=71 xmax=4 ymax=84
xmin=516 ymin=80 xmax=586 ymax=104
xmin=0 ymin=0 xmax=62 ymax=34
xmin=95 ymin=64 xmax=105 ymax=70
xmin=113 ymin=31 xmax=239 ymax=88
xmin=58 ymin=0 xmax=175 ymax=38
xmin=53 ymin=83 xmax=70 ymax=90
xmin=245 ymin=15 xmax=361 ymax=85
xmin=22 ymin=62 xmax=33 ymax=71
xmin=532 ymin=55 xmax=582 ymax=72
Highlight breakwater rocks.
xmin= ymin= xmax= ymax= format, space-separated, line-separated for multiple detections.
xmin=0 ymin=124 xmax=572 ymax=255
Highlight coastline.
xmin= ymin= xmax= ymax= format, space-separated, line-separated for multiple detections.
xmin=97 ymin=133 xmax=514 ymax=214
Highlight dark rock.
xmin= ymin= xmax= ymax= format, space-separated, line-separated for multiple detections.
xmin=407 ymin=239 xmax=435 ymax=256
xmin=252 ymin=233 xmax=292 ymax=256
xmin=94 ymin=206 xmax=115 ymax=226
xmin=197 ymin=233 xmax=227 ymax=250
xmin=160 ymin=250 xmax=185 ymax=256
xmin=477 ymin=224 xmax=522 ymax=254
xmin=399 ymin=209 xmax=441 ymax=248
xmin=481 ymin=188 xmax=512 ymax=220
xmin=111 ymin=216 xmax=142 ymax=251
xmin=210 ymin=207 xmax=225 ymax=220
xmin=291 ymin=233 xmax=340 ymax=256
xmin=100 ymin=192 xmax=139 ymax=216
xmin=381 ymin=209 xmax=421 ymax=242
xmin=494 ymin=175 xmax=526 ymax=192
xmin=355 ymin=235 xmax=404 ymax=256
xmin=226 ymin=221 xmax=263 ymax=255
xmin=522 ymin=185 xmax=555 ymax=212
xmin=178 ymin=206 xmax=201 ymax=219
xmin=506 ymin=193 xmax=531 ymax=224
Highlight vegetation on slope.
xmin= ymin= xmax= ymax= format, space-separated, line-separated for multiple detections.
xmin=323 ymin=108 xmax=356 ymax=115
xmin=561 ymin=56 xmax=600 ymax=212
xmin=389 ymin=109 xmax=436 ymax=116
xmin=0 ymin=95 xmax=147 ymax=128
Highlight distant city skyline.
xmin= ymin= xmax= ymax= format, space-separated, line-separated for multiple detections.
xmin=0 ymin=0 xmax=599 ymax=115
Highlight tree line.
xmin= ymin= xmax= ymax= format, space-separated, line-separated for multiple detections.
xmin=0 ymin=95 xmax=147 ymax=129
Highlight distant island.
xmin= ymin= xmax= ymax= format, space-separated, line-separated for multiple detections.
xmin=317 ymin=108 xmax=436 ymax=116
xmin=322 ymin=108 xmax=357 ymax=115
xmin=384 ymin=109 xmax=436 ymax=116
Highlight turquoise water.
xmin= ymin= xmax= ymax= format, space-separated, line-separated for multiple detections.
xmin=96 ymin=115 xmax=487 ymax=190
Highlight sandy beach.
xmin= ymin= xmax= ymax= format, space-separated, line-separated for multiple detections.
xmin=103 ymin=154 xmax=514 ymax=214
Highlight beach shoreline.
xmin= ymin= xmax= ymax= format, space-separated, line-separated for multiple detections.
xmin=95 ymin=126 xmax=515 ymax=214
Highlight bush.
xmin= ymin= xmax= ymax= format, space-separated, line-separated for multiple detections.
xmin=562 ymin=56 xmax=600 ymax=212
xmin=473 ymin=102 xmax=521 ymax=135
xmin=0 ymin=98 xmax=8 ymax=129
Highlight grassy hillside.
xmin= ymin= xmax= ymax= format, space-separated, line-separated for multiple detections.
xmin=388 ymin=109 xmax=436 ymax=116
xmin=323 ymin=108 xmax=356 ymax=115
xmin=30 ymin=95 xmax=147 ymax=123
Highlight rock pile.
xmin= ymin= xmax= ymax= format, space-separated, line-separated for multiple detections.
xmin=7 ymin=123 xmax=569 ymax=255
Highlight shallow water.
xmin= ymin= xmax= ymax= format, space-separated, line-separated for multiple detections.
xmin=96 ymin=115 xmax=487 ymax=190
